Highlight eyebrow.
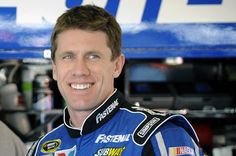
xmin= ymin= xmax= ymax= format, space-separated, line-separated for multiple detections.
xmin=57 ymin=49 xmax=107 ymax=57
xmin=86 ymin=50 xmax=102 ymax=55
xmin=57 ymin=50 xmax=74 ymax=57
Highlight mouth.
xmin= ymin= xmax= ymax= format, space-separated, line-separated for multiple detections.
xmin=70 ymin=83 xmax=93 ymax=90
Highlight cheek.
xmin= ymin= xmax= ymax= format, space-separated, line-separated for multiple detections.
xmin=105 ymin=64 xmax=117 ymax=80
xmin=92 ymin=64 xmax=113 ymax=82
xmin=52 ymin=63 xmax=67 ymax=81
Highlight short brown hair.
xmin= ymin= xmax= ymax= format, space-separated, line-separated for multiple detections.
xmin=51 ymin=5 xmax=122 ymax=62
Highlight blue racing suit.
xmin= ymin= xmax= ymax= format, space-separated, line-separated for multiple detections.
xmin=28 ymin=90 xmax=203 ymax=156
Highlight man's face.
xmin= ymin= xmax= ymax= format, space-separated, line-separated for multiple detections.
xmin=52 ymin=29 xmax=124 ymax=112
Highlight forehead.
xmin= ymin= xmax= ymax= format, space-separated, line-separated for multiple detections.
xmin=57 ymin=29 xmax=108 ymax=45
xmin=56 ymin=29 xmax=111 ymax=53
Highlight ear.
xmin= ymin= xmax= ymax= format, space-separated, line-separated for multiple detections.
xmin=51 ymin=60 xmax=57 ymax=81
xmin=113 ymin=54 xmax=125 ymax=78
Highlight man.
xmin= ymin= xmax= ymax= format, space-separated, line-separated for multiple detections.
xmin=0 ymin=121 xmax=27 ymax=156
xmin=28 ymin=5 xmax=203 ymax=155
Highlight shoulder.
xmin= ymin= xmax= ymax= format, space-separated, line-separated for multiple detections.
xmin=37 ymin=124 xmax=66 ymax=146
xmin=0 ymin=121 xmax=16 ymax=137
xmin=149 ymin=121 xmax=204 ymax=156
xmin=155 ymin=120 xmax=195 ymax=143
xmin=41 ymin=124 xmax=65 ymax=139
xmin=0 ymin=121 xmax=25 ymax=143
xmin=0 ymin=121 xmax=27 ymax=156
xmin=27 ymin=124 xmax=65 ymax=156
xmin=120 ymin=105 xmax=199 ymax=146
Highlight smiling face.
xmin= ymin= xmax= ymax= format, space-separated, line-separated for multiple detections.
xmin=52 ymin=29 xmax=124 ymax=113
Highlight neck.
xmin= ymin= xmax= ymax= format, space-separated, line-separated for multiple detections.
xmin=68 ymin=109 xmax=92 ymax=128
xmin=67 ymin=89 xmax=118 ymax=128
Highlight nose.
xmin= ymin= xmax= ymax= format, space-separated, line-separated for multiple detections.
xmin=72 ymin=58 xmax=90 ymax=77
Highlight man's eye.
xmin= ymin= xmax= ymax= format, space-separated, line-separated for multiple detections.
xmin=63 ymin=55 xmax=72 ymax=60
xmin=88 ymin=54 xmax=100 ymax=60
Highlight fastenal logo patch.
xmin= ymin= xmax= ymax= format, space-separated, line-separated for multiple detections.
xmin=96 ymin=99 xmax=119 ymax=124
xmin=94 ymin=147 xmax=125 ymax=156
xmin=41 ymin=139 xmax=61 ymax=153
xmin=137 ymin=117 xmax=160 ymax=138
xmin=169 ymin=146 xmax=194 ymax=156
xmin=95 ymin=134 xmax=131 ymax=143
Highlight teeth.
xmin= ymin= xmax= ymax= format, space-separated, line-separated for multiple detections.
xmin=71 ymin=83 xmax=91 ymax=90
